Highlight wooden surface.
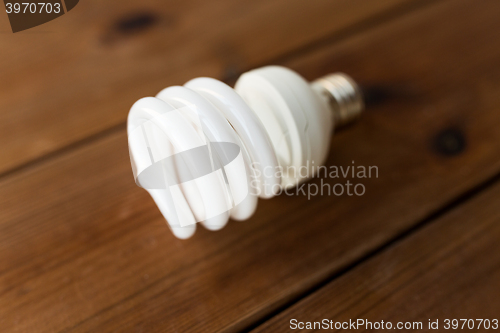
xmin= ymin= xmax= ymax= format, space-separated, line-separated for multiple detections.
xmin=1 ymin=0 xmax=500 ymax=332
xmin=253 ymin=171 xmax=500 ymax=332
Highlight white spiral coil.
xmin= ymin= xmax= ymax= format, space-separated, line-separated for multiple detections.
xmin=127 ymin=66 xmax=362 ymax=239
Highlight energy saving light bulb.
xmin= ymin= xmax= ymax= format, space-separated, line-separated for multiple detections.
xmin=127 ymin=66 xmax=363 ymax=239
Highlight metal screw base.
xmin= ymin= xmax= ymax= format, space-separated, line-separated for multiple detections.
xmin=311 ymin=73 xmax=364 ymax=130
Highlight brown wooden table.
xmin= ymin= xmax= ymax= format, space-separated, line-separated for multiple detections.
xmin=1 ymin=0 xmax=499 ymax=331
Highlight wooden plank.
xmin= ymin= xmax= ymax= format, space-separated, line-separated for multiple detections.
xmin=252 ymin=176 xmax=500 ymax=332
xmin=0 ymin=0 xmax=415 ymax=175
xmin=2 ymin=0 xmax=500 ymax=331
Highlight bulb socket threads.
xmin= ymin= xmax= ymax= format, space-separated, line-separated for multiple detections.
xmin=311 ymin=73 xmax=364 ymax=130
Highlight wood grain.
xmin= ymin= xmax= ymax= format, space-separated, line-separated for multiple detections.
xmin=1 ymin=0 xmax=500 ymax=332
xmin=252 ymin=175 xmax=500 ymax=332
xmin=0 ymin=0 xmax=416 ymax=175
